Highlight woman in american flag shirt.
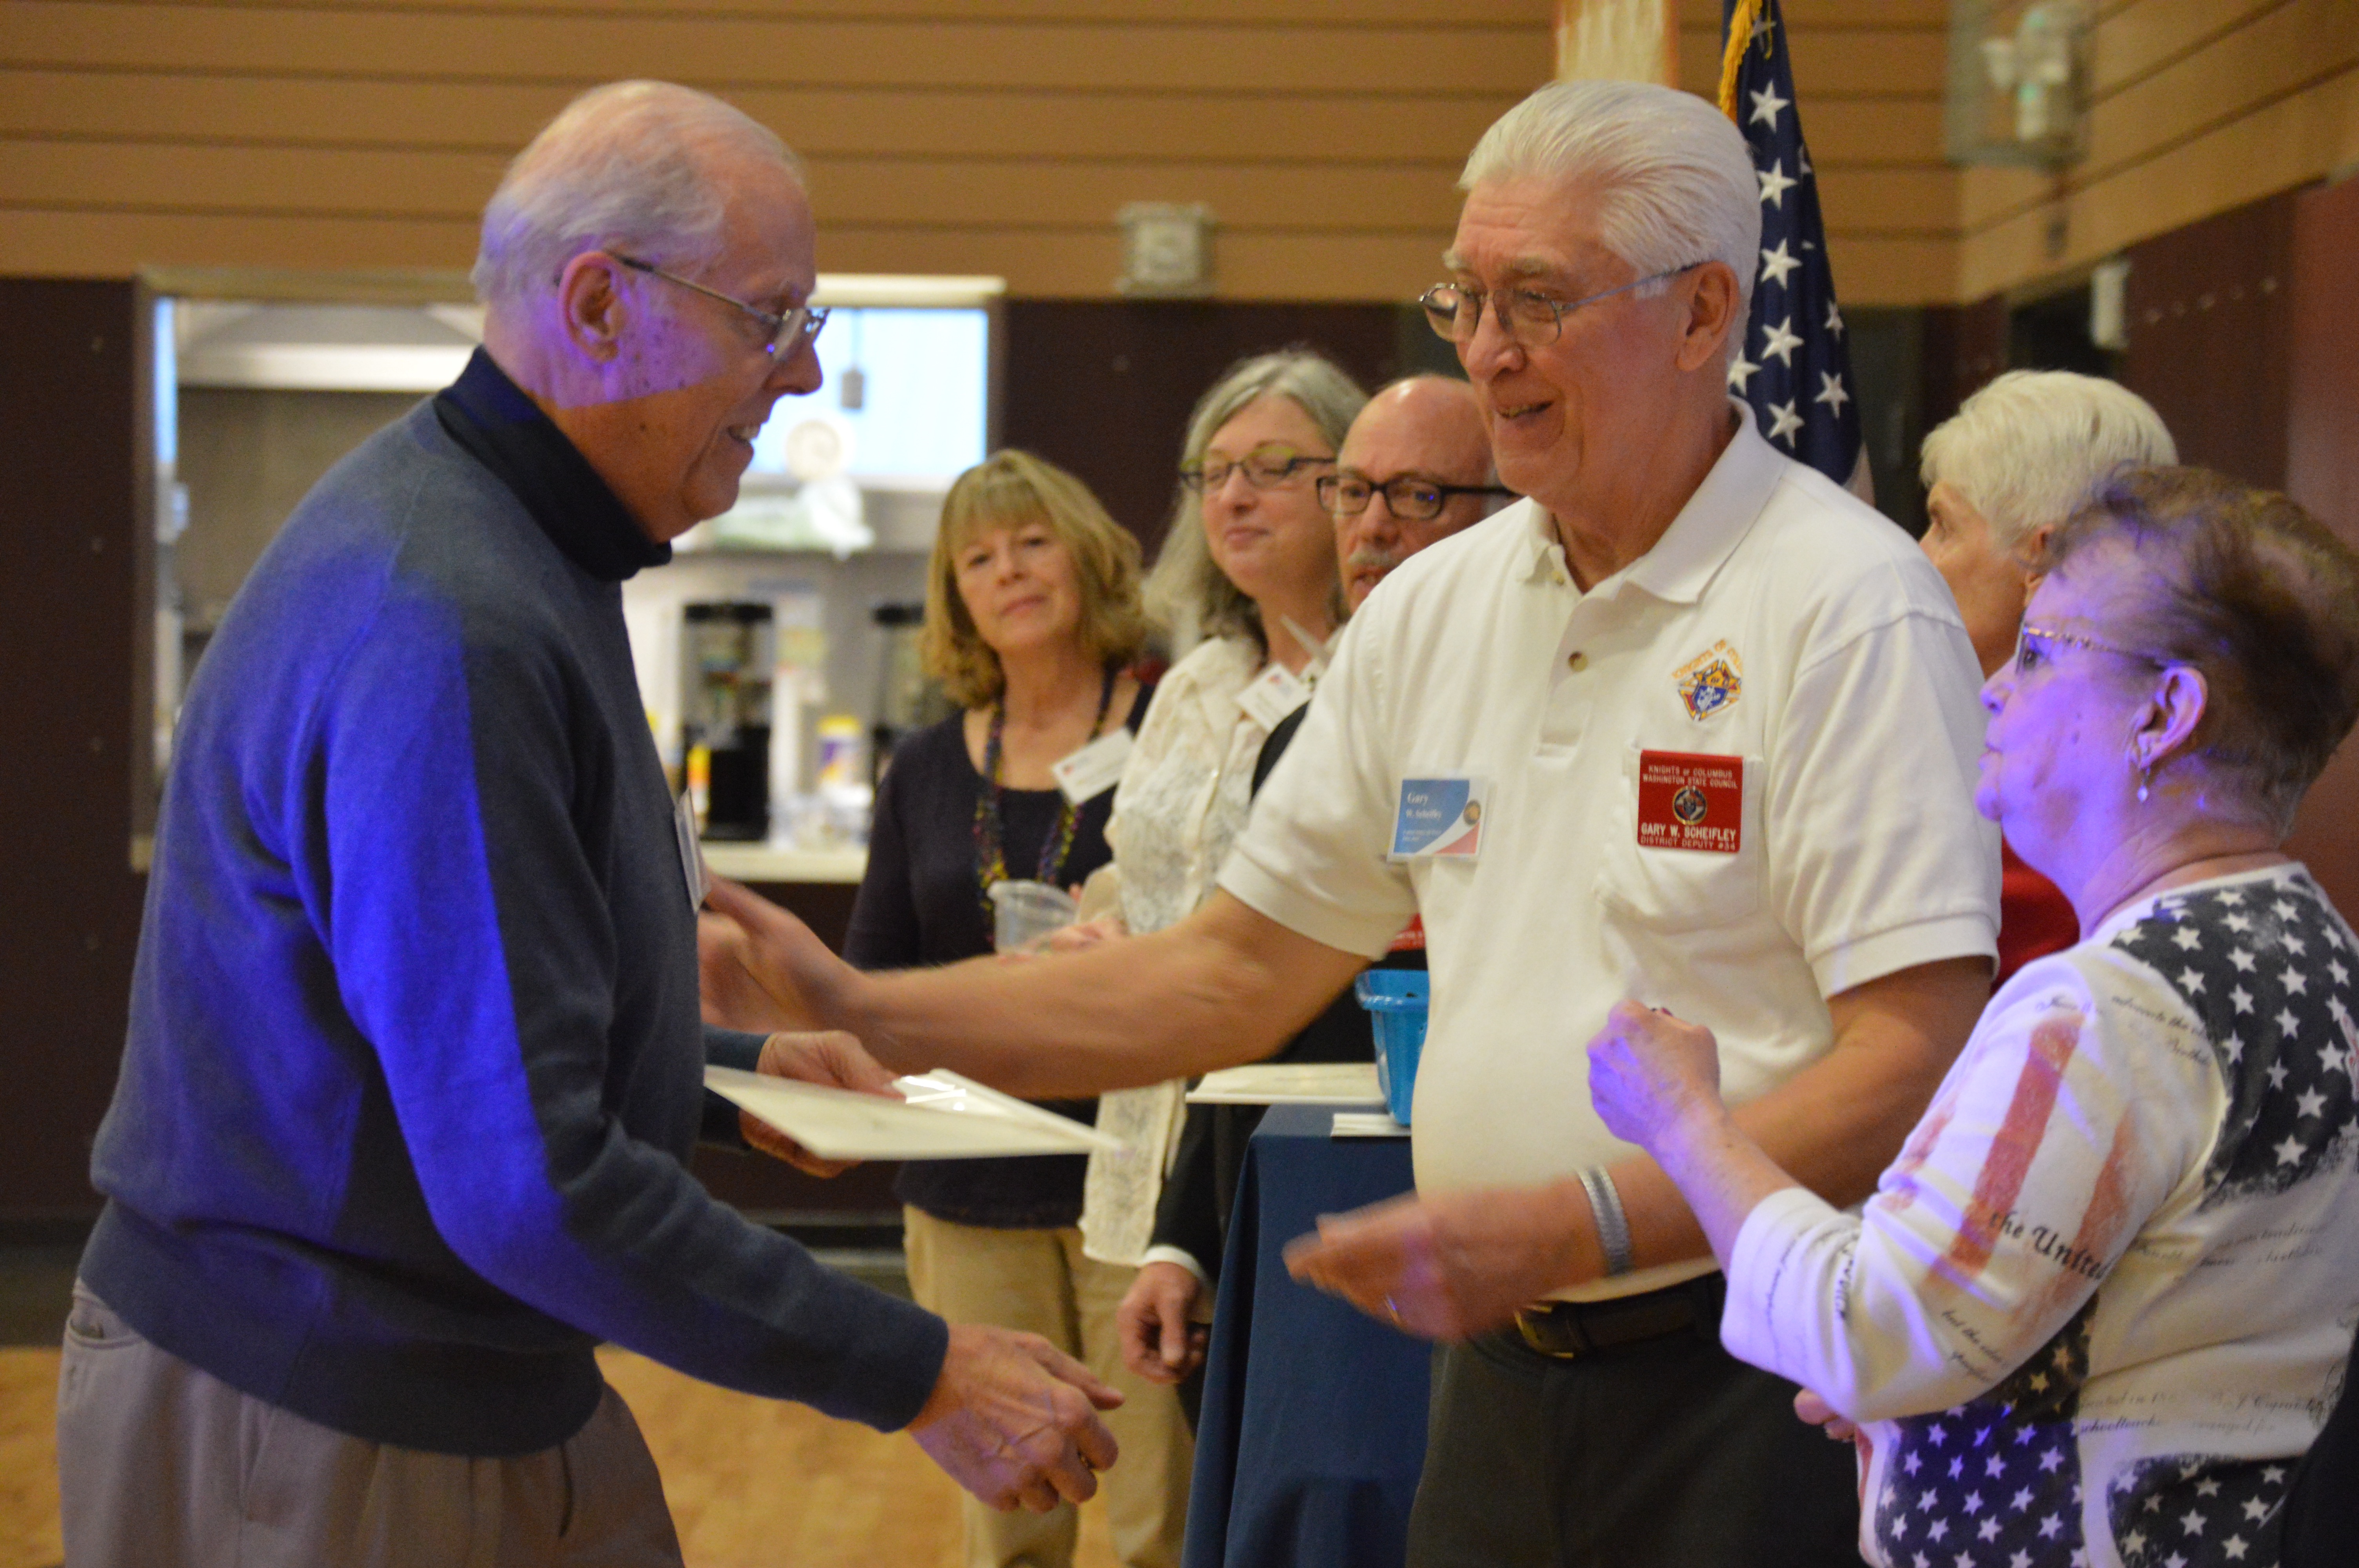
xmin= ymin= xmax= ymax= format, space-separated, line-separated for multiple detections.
xmin=1589 ymin=467 xmax=2359 ymax=1568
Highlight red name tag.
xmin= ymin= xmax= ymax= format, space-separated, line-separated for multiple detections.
xmin=1636 ymin=751 xmax=1743 ymax=854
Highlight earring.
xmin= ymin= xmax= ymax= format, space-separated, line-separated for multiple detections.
xmin=2137 ymin=764 xmax=2152 ymax=804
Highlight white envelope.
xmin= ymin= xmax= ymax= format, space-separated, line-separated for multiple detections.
xmin=705 ymin=1065 xmax=1123 ymax=1160
xmin=1185 ymin=1062 xmax=1383 ymax=1107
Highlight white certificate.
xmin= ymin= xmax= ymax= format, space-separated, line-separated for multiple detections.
xmin=1186 ymin=1062 xmax=1383 ymax=1107
xmin=705 ymin=1066 xmax=1121 ymax=1160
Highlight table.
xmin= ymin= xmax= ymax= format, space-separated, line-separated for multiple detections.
xmin=1183 ymin=1103 xmax=1432 ymax=1568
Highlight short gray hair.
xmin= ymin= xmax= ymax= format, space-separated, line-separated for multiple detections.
xmin=1921 ymin=370 xmax=2176 ymax=554
xmin=1144 ymin=349 xmax=1366 ymax=651
xmin=473 ymin=81 xmax=804 ymax=307
xmin=1460 ymin=80 xmax=1760 ymax=320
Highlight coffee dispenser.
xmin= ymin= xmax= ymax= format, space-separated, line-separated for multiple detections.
xmin=681 ymin=602 xmax=773 ymax=841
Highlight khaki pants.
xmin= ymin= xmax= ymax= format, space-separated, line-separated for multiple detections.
xmin=57 ymin=1283 xmax=683 ymax=1568
xmin=903 ymin=1209 xmax=1192 ymax=1568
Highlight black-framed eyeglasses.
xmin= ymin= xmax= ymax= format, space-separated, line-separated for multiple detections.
xmin=1419 ymin=261 xmax=1706 ymax=348
xmin=2012 ymin=622 xmax=2174 ymax=677
xmin=1179 ymin=443 xmax=1335 ymax=494
xmin=612 ymin=254 xmax=828 ymax=357
xmin=1317 ymin=472 xmax=1517 ymax=522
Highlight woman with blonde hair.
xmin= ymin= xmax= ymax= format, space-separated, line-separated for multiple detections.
xmin=843 ymin=448 xmax=1190 ymax=1568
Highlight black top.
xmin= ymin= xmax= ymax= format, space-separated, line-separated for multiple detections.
xmin=2281 ymin=1317 xmax=2359 ymax=1565
xmin=1147 ymin=699 xmax=1424 ymax=1282
xmin=845 ymin=683 xmax=1154 ymax=1229
xmin=80 ymin=352 xmax=947 ymax=1457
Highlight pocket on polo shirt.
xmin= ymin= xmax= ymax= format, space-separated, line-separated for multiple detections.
xmin=1596 ymin=745 xmax=1764 ymax=933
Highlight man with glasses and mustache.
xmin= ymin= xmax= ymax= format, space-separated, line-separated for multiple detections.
xmin=60 ymin=80 xmax=1118 ymax=1566
xmin=1323 ymin=375 xmax=1514 ymax=614
xmin=702 ymin=79 xmax=1999 ymax=1567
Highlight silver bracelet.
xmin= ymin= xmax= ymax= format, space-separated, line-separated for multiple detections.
xmin=1578 ymin=1166 xmax=1635 ymax=1278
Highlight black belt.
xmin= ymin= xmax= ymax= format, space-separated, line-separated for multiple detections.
xmin=1511 ymin=1273 xmax=1726 ymax=1360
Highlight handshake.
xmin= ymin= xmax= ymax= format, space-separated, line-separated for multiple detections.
xmin=718 ymin=977 xmax=1123 ymax=1515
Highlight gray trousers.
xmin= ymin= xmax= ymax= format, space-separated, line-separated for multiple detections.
xmin=1406 ymin=1323 xmax=1861 ymax=1568
xmin=57 ymin=1283 xmax=685 ymax=1568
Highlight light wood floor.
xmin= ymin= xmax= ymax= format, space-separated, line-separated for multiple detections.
xmin=2 ymin=1347 xmax=1124 ymax=1568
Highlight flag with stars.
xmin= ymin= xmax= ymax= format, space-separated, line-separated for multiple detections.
xmin=1718 ymin=0 xmax=1868 ymax=493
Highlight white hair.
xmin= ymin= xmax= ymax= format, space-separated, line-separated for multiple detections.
xmin=1460 ymin=80 xmax=1760 ymax=319
xmin=472 ymin=80 xmax=804 ymax=307
xmin=1919 ymin=370 xmax=2177 ymax=552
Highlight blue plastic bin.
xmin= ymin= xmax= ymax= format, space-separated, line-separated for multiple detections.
xmin=1353 ymin=969 xmax=1430 ymax=1127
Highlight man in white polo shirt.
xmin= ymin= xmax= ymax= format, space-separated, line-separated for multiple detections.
xmin=703 ymin=78 xmax=1996 ymax=1568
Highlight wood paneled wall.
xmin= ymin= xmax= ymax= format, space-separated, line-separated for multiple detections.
xmin=2 ymin=0 xmax=1957 ymax=307
xmin=1673 ymin=0 xmax=1958 ymax=307
xmin=6 ymin=2 xmax=2355 ymax=306
xmin=0 ymin=279 xmax=153 ymax=1224
xmin=1959 ymin=0 xmax=2359 ymax=301
xmin=2 ymin=0 xmax=1554 ymax=301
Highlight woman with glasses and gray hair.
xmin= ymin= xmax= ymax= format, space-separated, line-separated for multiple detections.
xmin=1589 ymin=467 xmax=2359 ymax=1568
xmin=1072 ymin=349 xmax=1365 ymax=1377
xmin=1917 ymin=371 xmax=2178 ymax=987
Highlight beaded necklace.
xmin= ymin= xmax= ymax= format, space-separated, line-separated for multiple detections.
xmin=974 ymin=663 xmax=1118 ymax=917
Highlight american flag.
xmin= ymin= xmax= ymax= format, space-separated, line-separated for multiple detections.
xmin=1719 ymin=0 xmax=1868 ymax=493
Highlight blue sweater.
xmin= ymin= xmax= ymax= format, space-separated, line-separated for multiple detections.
xmin=81 ymin=353 xmax=947 ymax=1456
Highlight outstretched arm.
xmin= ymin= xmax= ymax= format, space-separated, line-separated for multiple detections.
xmin=702 ymin=877 xmax=1370 ymax=1098
xmin=1283 ymin=956 xmax=1987 ymax=1339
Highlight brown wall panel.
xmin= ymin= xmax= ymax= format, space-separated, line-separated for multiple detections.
xmin=998 ymin=298 xmax=1414 ymax=554
xmin=0 ymin=278 xmax=149 ymax=1223
xmin=2119 ymin=189 xmax=2294 ymax=491
xmin=0 ymin=71 xmax=1517 ymax=165
xmin=2092 ymin=0 xmax=2291 ymax=96
xmin=5 ymin=3 xmax=1547 ymax=94
xmin=1676 ymin=0 xmax=1947 ymax=24
xmin=146 ymin=0 xmax=1550 ymax=20
xmin=1958 ymin=0 xmax=2359 ymax=303
xmin=2081 ymin=0 xmax=2357 ymax=180
xmin=0 ymin=142 xmax=1481 ymax=230
xmin=1 ymin=1 xmax=1556 ymax=298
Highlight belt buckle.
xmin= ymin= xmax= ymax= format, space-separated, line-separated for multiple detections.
xmin=1513 ymin=1305 xmax=1587 ymax=1360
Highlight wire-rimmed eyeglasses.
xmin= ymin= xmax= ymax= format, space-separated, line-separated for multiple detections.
xmin=2012 ymin=622 xmax=2174 ymax=677
xmin=1317 ymin=472 xmax=1517 ymax=522
xmin=612 ymin=254 xmax=828 ymax=357
xmin=1418 ymin=261 xmax=1707 ymax=348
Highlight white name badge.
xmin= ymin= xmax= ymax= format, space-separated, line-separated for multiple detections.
xmin=1050 ymin=728 xmax=1134 ymax=806
xmin=1389 ymin=776 xmax=1488 ymax=860
xmin=1236 ymin=663 xmax=1311 ymax=731
xmin=672 ymin=789 xmax=710 ymax=909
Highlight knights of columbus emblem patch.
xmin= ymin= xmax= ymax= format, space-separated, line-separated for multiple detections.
xmin=1674 ymin=641 xmax=1743 ymax=722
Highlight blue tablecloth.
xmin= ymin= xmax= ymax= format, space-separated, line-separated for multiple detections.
xmin=1182 ymin=1103 xmax=1432 ymax=1568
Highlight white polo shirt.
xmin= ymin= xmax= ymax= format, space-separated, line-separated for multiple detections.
xmin=1220 ymin=405 xmax=2000 ymax=1300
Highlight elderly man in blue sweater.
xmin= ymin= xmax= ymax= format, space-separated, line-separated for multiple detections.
xmin=59 ymin=80 xmax=1118 ymax=1566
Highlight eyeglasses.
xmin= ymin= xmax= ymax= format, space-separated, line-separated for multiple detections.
xmin=1317 ymin=472 xmax=1517 ymax=522
xmin=1180 ymin=443 xmax=1334 ymax=494
xmin=1419 ymin=262 xmax=1706 ymax=348
xmin=612 ymin=254 xmax=828 ymax=357
xmin=2012 ymin=622 xmax=2173 ymax=677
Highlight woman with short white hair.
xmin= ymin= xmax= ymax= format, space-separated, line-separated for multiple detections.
xmin=1919 ymin=370 xmax=2177 ymax=985
xmin=1919 ymin=370 xmax=2176 ymax=678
